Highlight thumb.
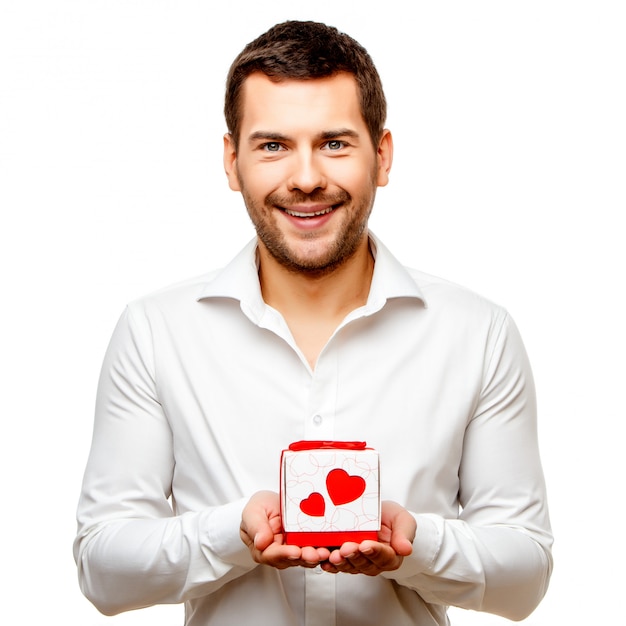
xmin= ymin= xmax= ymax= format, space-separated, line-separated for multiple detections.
xmin=384 ymin=501 xmax=416 ymax=556
xmin=242 ymin=491 xmax=280 ymax=551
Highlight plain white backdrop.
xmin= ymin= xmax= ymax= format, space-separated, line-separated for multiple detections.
xmin=1 ymin=1 xmax=624 ymax=623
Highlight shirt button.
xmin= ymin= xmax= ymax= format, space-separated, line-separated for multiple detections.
xmin=312 ymin=414 xmax=323 ymax=425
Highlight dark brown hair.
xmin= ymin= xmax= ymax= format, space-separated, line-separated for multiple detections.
xmin=224 ymin=21 xmax=387 ymax=150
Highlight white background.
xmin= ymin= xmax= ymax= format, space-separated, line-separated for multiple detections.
xmin=1 ymin=1 xmax=624 ymax=624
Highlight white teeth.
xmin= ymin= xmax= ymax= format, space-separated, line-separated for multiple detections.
xmin=284 ymin=206 xmax=334 ymax=218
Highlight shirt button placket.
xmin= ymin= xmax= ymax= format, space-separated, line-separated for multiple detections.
xmin=304 ymin=349 xmax=336 ymax=441
xmin=304 ymin=568 xmax=336 ymax=626
xmin=303 ymin=348 xmax=338 ymax=624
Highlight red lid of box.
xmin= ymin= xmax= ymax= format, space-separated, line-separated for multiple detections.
xmin=288 ymin=440 xmax=367 ymax=451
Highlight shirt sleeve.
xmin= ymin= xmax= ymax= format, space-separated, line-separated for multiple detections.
xmin=73 ymin=306 xmax=257 ymax=616
xmin=382 ymin=312 xmax=553 ymax=621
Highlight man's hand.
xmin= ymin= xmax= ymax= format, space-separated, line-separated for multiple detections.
xmin=240 ymin=491 xmax=330 ymax=569
xmin=321 ymin=501 xmax=416 ymax=575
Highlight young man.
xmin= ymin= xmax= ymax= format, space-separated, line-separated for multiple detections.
xmin=74 ymin=21 xmax=553 ymax=625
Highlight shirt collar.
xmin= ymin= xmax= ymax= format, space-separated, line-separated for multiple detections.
xmin=196 ymin=232 xmax=426 ymax=321
xmin=365 ymin=233 xmax=426 ymax=313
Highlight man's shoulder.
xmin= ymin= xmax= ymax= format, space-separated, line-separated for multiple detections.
xmin=126 ymin=269 xmax=223 ymax=314
xmin=404 ymin=265 xmax=508 ymax=320
xmin=370 ymin=234 xmax=507 ymax=319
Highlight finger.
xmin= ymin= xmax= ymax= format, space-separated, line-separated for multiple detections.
xmin=328 ymin=542 xmax=360 ymax=565
xmin=323 ymin=551 xmax=385 ymax=576
xmin=301 ymin=545 xmax=331 ymax=565
xmin=389 ymin=518 xmax=416 ymax=557
xmin=357 ymin=542 xmax=402 ymax=571
xmin=240 ymin=518 xmax=273 ymax=553
xmin=257 ymin=542 xmax=302 ymax=567
xmin=241 ymin=492 xmax=280 ymax=552
xmin=381 ymin=501 xmax=416 ymax=556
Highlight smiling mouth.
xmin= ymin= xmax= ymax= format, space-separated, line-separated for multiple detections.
xmin=283 ymin=206 xmax=336 ymax=218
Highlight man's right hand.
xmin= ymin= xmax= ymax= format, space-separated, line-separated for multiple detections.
xmin=240 ymin=491 xmax=330 ymax=569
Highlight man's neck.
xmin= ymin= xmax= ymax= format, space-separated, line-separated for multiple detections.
xmin=257 ymin=236 xmax=374 ymax=368
xmin=258 ymin=236 xmax=374 ymax=317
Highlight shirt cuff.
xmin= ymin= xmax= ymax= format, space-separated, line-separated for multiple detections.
xmin=381 ymin=513 xmax=442 ymax=581
xmin=203 ymin=497 xmax=255 ymax=568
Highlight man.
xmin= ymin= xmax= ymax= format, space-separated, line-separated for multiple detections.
xmin=74 ymin=20 xmax=553 ymax=625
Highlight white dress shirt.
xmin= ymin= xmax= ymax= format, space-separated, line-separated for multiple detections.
xmin=74 ymin=234 xmax=553 ymax=625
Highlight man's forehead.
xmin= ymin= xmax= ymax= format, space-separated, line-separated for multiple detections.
xmin=239 ymin=72 xmax=364 ymax=134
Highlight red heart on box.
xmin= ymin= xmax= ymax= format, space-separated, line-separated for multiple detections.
xmin=326 ymin=468 xmax=366 ymax=506
xmin=300 ymin=492 xmax=325 ymax=516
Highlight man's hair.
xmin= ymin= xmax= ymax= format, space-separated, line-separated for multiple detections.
xmin=224 ymin=20 xmax=387 ymax=150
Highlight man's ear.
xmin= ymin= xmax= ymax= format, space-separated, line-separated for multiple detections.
xmin=376 ymin=129 xmax=393 ymax=188
xmin=223 ymin=133 xmax=241 ymax=191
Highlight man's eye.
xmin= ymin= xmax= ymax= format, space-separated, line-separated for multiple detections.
xmin=263 ymin=142 xmax=283 ymax=152
xmin=326 ymin=140 xmax=345 ymax=150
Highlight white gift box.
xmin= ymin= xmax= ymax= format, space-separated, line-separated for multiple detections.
xmin=280 ymin=441 xmax=380 ymax=547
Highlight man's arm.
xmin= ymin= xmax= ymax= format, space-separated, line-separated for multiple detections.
xmin=74 ymin=307 xmax=256 ymax=615
xmin=370 ymin=313 xmax=553 ymax=621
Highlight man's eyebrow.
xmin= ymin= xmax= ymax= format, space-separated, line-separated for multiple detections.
xmin=247 ymin=131 xmax=290 ymax=143
xmin=318 ymin=128 xmax=360 ymax=141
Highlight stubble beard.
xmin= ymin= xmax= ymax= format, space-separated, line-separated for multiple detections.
xmin=239 ymin=179 xmax=377 ymax=278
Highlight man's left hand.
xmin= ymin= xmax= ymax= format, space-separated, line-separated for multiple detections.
xmin=321 ymin=500 xmax=416 ymax=575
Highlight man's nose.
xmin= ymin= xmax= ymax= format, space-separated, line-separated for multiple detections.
xmin=287 ymin=152 xmax=326 ymax=193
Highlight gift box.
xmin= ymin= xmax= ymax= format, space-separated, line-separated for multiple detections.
xmin=280 ymin=441 xmax=380 ymax=547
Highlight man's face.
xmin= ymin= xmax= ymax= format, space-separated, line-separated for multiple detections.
xmin=224 ymin=72 xmax=392 ymax=275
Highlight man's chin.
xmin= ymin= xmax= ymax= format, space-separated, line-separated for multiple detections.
xmin=275 ymin=254 xmax=342 ymax=277
xmin=258 ymin=224 xmax=369 ymax=277
xmin=271 ymin=244 xmax=359 ymax=277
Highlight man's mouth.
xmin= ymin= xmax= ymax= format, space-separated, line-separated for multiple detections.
xmin=283 ymin=206 xmax=336 ymax=218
